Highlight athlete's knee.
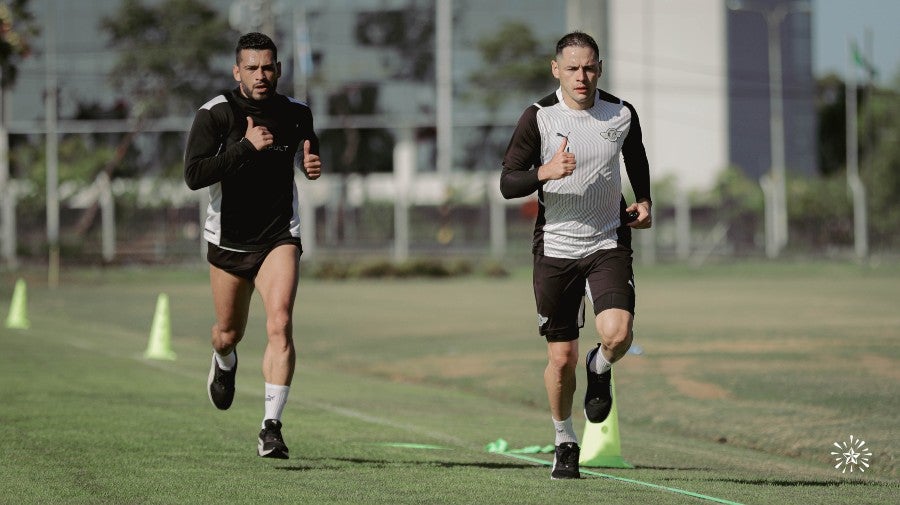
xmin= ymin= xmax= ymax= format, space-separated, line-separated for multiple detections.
xmin=211 ymin=322 xmax=243 ymax=349
xmin=265 ymin=311 xmax=293 ymax=340
xmin=610 ymin=330 xmax=633 ymax=360
xmin=267 ymin=338 xmax=295 ymax=357
xmin=600 ymin=327 xmax=632 ymax=361
xmin=596 ymin=319 xmax=632 ymax=359
xmin=547 ymin=343 xmax=579 ymax=372
xmin=547 ymin=353 xmax=577 ymax=372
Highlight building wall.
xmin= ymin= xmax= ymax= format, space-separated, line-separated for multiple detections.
xmin=608 ymin=0 xmax=729 ymax=191
xmin=727 ymin=0 xmax=817 ymax=180
xmin=9 ymin=0 xmax=816 ymax=189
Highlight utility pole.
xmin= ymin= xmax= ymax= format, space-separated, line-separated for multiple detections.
xmin=229 ymin=0 xmax=275 ymax=35
xmin=46 ymin=0 xmax=60 ymax=287
xmin=845 ymin=37 xmax=868 ymax=260
xmin=293 ymin=4 xmax=316 ymax=260
xmin=0 ymin=78 xmax=14 ymax=270
xmin=728 ymin=0 xmax=811 ymax=258
xmin=435 ymin=0 xmax=452 ymax=177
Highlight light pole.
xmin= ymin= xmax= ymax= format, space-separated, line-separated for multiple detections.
xmin=46 ymin=1 xmax=60 ymax=287
xmin=0 ymin=77 xmax=14 ymax=270
xmin=845 ymin=38 xmax=868 ymax=260
xmin=436 ymin=0 xmax=452 ymax=177
xmin=727 ymin=0 xmax=811 ymax=258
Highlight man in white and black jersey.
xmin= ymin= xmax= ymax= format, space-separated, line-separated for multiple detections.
xmin=501 ymin=31 xmax=652 ymax=479
xmin=184 ymin=32 xmax=322 ymax=460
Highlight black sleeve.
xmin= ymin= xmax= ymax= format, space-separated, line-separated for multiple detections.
xmin=622 ymin=101 xmax=652 ymax=204
xmin=500 ymin=105 xmax=543 ymax=199
xmin=183 ymin=106 xmax=256 ymax=191
xmin=291 ymin=105 xmax=321 ymax=176
xmin=300 ymin=105 xmax=319 ymax=154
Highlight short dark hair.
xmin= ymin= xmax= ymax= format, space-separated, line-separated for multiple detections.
xmin=555 ymin=31 xmax=600 ymax=60
xmin=235 ymin=32 xmax=278 ymax=64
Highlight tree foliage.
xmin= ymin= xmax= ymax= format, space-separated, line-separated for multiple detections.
xmin=12 ymin=136 xmax=116 ymax=203
xmin=462 ymin=21 xmax=553 ymax=170
xmin=354 ymin=6 xmax=434 ymax=82
xmin=99 ymin=0 xmax=236 ymax=119
xmin=466 ymin=21 xmax=553 ymax=113
xmin=815 ymin=71 xmax=900 ymax=247
xmin=814 ymin=73 xmax=846 ymax=176
xmin=0 ymin=0 xmax=38 ymax=89
xmin=858 ymin=84 xmax=900 ymax=243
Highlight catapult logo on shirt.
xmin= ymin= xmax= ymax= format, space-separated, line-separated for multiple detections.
xmin=600 ymin=128 xmax=623 ymax=142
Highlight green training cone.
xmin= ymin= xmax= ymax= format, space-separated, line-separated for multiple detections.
xmin=144 ymin=293 xmax=176 ymax=360
xmin=579 ymin=371 xmax=632 ymax=468
xmin=5 ymin=278 xmax=31 ymax=330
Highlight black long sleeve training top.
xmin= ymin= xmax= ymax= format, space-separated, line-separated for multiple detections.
xmin=184 ymin=88 xmax=319 ymax=252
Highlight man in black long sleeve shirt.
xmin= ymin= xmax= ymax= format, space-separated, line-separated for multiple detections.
xmin=184 ymin=32 xmax=322 ymax=460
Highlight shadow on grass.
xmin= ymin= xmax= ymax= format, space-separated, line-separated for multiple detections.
xmin=275 ymin=457 xmax=535 ymax=472
xmin=691 ymin=478 xmax=893 ymax=487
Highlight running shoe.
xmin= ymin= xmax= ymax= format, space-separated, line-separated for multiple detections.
xmin=551 ymin=442 xmax=581 ymax=479
xmin=584 ymin=345 xmax=613 ymax=423
xmin=258 ymin=419 xmax=290 ymax=459
xmin=207 ymin=351 xmax=237 ymax=410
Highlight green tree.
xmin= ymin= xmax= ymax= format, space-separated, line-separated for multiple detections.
xmin=464 ymin=21 xmax=554 ymax=170
xmin=54 ymin=0 xmax=235 ymax=234
xmin=814 ymin=73 xmax=847 ymax=176
xmin=97 ymin=0 xmax=237 ymax=184
xmin=354 ymin=5 xmax=435 ymax=82
xmin=815 ymin=69 xmax=900 ymax=249
xmin=467 ymin=21 xmax=551 ymax=113
xmin=12 ymin=136 xmax=116 ymax=211
xmin=859 ymin=81 xmax=900 ymax=246
xmin=100 ymin=0 xmax=236 ymax=119
xmin=0 ymin=0 xmax=39 ymax=90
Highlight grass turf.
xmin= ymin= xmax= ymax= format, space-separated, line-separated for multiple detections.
xmin=0 ymin=261 xmax=897 ymax=504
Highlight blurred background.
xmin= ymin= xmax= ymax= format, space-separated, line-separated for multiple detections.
xmin=0 ymin=0 xmax=898 ymax=276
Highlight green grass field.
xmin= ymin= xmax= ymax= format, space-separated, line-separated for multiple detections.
xmin=1 ymin=261 xmax=898 ymax=504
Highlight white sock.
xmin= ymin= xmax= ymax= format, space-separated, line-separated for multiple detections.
xmin=263 ymin=383 xmax=290 ymax=427
xmin=553 ymin=416 xmax=578 ymax=446
xmin=590 ymin=346 xmax=612 ymax=375
xmin=214 ymin=350 xmax=236 ymax=371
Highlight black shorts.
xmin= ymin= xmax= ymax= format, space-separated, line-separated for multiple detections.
xmin=207 ymin=237 xmax=302 ymax=281
xmin=533 ymin=246 xmax=635 ymax=342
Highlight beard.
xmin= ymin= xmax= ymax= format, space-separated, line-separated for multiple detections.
xmin=240 ymin=79 xmax=277 ymax=101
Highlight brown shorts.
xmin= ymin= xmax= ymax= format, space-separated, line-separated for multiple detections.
xmin=207 ymin=237 xmax=302 ymax=281
xmin=532 ymin=246 xmax=635 ymax=342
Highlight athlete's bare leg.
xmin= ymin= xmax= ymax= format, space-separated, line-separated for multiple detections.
xmin=253 ymin=244 xmax=300 ymax=386
xmin=209 ymin=265 xmax=254 ymax=355
xmin=544 ymin=339 xmax=579 ymax=421
xmin=594 ymin=308 xmax=633 ymax=363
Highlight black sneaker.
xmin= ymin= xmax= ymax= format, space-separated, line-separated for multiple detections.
xmin=207 ymin=351 xmax=237 ymax=410
xmin=258 ymin=419 xmax=290 ymax=459
xmin=551 ymin=442 xmax=580 ymax=479
xmin=584 ymin=345 xmax=613 ymax=423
